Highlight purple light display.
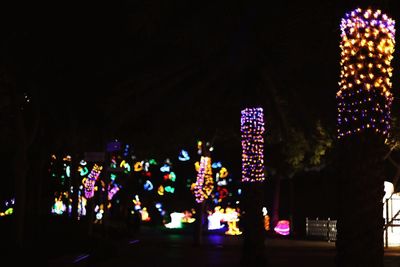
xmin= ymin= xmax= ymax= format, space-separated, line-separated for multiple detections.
xmin=241 ymin=107 xmax=265 ymax=182
xmin=337 ymin=8 xmax=395 ymax=138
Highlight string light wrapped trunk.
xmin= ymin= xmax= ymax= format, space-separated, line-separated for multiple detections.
xmin=241 ymin=107 xmax=265 ymax=182
xmin=337 ymin=8 xmax=395 ymax=138
xmin=335 ymin=8 xmax=395 ymax=266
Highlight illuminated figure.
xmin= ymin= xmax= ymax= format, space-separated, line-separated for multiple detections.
xmin=140 ymin=207 xmax=151 ymax=222
xmin=208 ymin=206 xmax=225 ymax=230
xmin=224 ymin=207 xmax=242 ymax=235
xmin=262 ymin=207 xmax=270 ymax=231
xmin=165 ymin=212 xmax=184 ymax=229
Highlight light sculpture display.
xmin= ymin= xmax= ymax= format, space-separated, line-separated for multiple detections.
xmin=337 ymin=8 xmax=395 ymax=138
xmin=274 ymin=220 xmax=290 ymax=236
xmin=193 ymin=156 xmax=213 ymax=203
xmin=84 ymin=164 xmax=103 ymax=199
xmin=165 ymin=212 xmax=184 ymax=229
xmin=241 ymin=108 xmax=265 ymax=182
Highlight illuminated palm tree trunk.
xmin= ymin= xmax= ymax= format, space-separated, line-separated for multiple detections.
xmin=335 ymin=8 xmax=395 ymax=267
xmin=240 ymin=107 xmax=267 ymax=266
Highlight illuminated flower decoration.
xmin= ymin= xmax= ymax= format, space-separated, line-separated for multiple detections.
xmin=337 ymin=8 xmax=395 ymax=138
xmin=241 ymin=107 xmax=265 ymax=182
xmin=193 ymin=156 xmax=214 ymax=203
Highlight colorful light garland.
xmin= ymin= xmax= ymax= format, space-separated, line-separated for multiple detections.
xmin=337 ymin=8 xmax=395 ymax=138
xmin=241 ymin=107 xmax=265 ymax=182
xmin=194 ymin=156 xmax=214 ymax=203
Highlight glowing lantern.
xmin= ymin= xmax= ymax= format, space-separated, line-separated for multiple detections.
xmin=274 ymin=220 xmax=290 ymax=236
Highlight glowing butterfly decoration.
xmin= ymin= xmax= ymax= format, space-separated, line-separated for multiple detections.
xmin=0 ymin=207 xmax=13 ymax=217
xmin=149 ymin=159 xmax=157 ymax=165
xmin=274 ymin=220 xmax=290 ymax=236
xmin=144 ymin=180 xmax=154 ymax=191
xmin=120 ymin=160 xmax=131 ymax=173
xmin=134 ymin=161 xmax=143 ymax=172
xmin=165 ymin=186 xmax=175 ymax=194
xmin=158 ymin=185 xmax=165 ymax=196
xmin=219 ymin=167 xmax=228 ymax=179
xmin=160 ymin=164 xmax=170 ymax=173
xmin=165 ymin=212 xmax=184 ymax=229
xmin=78 ymin=166 xmax=89 ymax=176
xmin=217 ymin=179 xmax=227 ymax=186
xmin=169 ymin=172 xmax=176 ymax=182
xmin=212 ymin=162 xmax=222 ymax=169
xmin=178 ymin=149 xmax=190 ymax=161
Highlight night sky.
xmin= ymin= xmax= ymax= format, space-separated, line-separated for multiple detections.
xmin=2 ymin=0 xmax=400 ymax=158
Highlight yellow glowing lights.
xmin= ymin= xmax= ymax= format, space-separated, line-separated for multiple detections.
xmin=193 ymin=156 xmax=214 ymax=203
xmin=337 ymin=8 xmax=395 ymax=138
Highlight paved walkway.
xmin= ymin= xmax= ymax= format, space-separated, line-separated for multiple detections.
xmin=47 ymin=226 xmax=400 ymax=267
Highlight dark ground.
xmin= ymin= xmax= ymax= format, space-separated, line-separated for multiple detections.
xmin=1 ymin=216 xmax=400 ymax=267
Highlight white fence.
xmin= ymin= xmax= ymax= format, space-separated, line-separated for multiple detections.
xmin=305 ymin=217 xmax=337 ymax=242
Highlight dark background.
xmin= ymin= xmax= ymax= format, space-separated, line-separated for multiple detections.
xmin=1 ymin=0 xmax=400 ymax=233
